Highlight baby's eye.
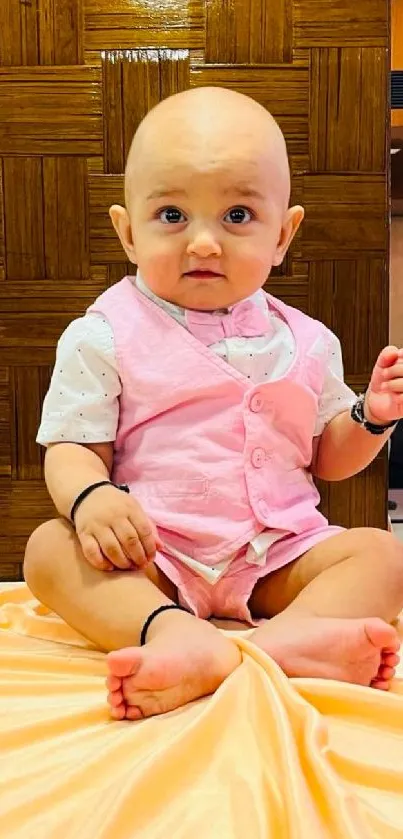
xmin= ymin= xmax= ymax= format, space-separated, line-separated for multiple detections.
xmin=158 ymin=207 xmax=186 ymax=224
xmin=223 ymin=206 xmax=253 ymax=224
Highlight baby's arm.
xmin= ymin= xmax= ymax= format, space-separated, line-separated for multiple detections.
xmin=312 ymin=342 xmax=402 ymax=481
xmin=45 ymin=441 xmax=112 ymax=520
xmin=45 ymin=441 xmax=160 ymax=571
xmin=311 ymin=410 xmax=392 ymax=481
xmin=38 ymin=315 xmax=160 ymax=569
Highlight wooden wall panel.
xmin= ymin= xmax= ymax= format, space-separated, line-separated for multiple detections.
xmin=294 ymin=0 xmax=388 ymax=47
xmin=0 ymin=0 xmax=390 ymax=578
xmin=3 ymin=157 xmax=89 ymax=282
xmin=205 ymin=0 xmax=293 ymax=64
xmin=0 ymin=369 xmax=11 ymax=479
xmin=310 ymin=48 xmax=387 ymax=171
xmin=302 ymin=175 xmax=387 ymax=259
xmin=0 ymin=67 xmax=103 ymax=156
xmin=308 ymin=260 xmax=387 ymax=385
xmin=0 ymin=0 xmax=84 ymax=66
xmin=84 ymin=0 xmax=204 ymax=51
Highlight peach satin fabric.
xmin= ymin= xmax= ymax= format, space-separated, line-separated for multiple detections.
xmin=1 ymin=583 xmax=403 ymax=838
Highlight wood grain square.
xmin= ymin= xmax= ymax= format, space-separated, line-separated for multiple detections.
xmin=0 ymin=67 xmax=102 ymax=156
xmin=84 ymin=0 xmax=204 ymax=51
xmin=302 ymin=174 xmax=387 ymax=259
xmin=89 ymin=174 xmax=125 ymax=263
xmin=310 ymin=48 xmax=387 ymax=171
xmin=294 ymin=0 xmax=388 ymax=47
xmin=0 ymin=0 xmax=84 ymax=66
xmin=205 ymin=0 xmax=293 ymax=64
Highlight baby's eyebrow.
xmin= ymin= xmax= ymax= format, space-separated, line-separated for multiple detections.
xmin=146 ymin=185 xmax=266 ymax=201
xmin=146 ymin=188 xmax=186 ymax=201
xmin=225 ymin=185 xmax=266 ymax=200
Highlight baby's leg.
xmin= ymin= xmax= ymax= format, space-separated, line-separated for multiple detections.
xmin=24 ymin=519 xmax=241 ymax=719
xmin=249 ymin=528 xmax=403 ymax=688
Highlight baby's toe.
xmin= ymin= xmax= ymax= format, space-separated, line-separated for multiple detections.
xmin=383 ymin=641 xmax=401 ymax=654
xmin=107 ymin=648 xmax=140 ymax=679
xmin=109 ymin=704 xmax=127 ymax=720
xmin=377 ymin=664 xmax=395 ymax=681
xmin=106 ymin=674 xmax=121 ymax=691
xmin=370 ymin=679 xmax=391 ymax=691
xmin=125 ymin=705 xmax=143 ymax=721
xmin=108 ymin=689 xmax=124 ymax=708
xmin=382 ymin=651 xmax=400 ymax=668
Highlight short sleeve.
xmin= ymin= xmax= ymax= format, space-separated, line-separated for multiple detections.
xmin=37 ymin=314 xmax=121 ymax=446
xmin=314 ymin=330 xmax=357 ymax=437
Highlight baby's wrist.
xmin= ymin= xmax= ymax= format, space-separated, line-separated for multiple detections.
xmin=70 ymin=481 xmax=130 ymax=525
xmin=362 ymin=394 xmax=385 ymax=427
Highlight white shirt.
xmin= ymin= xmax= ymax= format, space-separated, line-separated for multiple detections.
xmin=37 ymin=275 xmax=356 ymax=582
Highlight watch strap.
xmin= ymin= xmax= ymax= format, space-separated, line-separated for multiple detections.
xmin=350 ymin=395 xmax=398 ymax=436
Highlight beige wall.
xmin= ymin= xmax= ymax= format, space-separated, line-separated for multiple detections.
xmin=391 ymin=219 xmax=403 ymax=347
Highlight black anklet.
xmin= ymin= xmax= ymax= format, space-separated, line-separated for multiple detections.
xmin=140 ymin=604 xmax=190 ymax=646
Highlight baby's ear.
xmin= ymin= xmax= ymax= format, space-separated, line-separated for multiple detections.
xmin=272 ymin=205 xmax=304 ymax=266
xmin=109 ymin=205 xmax=137 ymax=263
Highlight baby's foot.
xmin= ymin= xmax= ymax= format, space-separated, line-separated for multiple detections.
xmin=106 ymin=611 xmax=241 ymax=720
xmin=251 ymin=615 xmax=400 ymax=690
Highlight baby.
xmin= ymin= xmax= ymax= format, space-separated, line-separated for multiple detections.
xmin=24 ymin=87 xmax=403 ymax=721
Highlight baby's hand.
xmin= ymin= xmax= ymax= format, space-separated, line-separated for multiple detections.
xmin=365 ymin=346 xmax=403 ymax=425
xmin=74 ymin=484 xmax=162 ymax=572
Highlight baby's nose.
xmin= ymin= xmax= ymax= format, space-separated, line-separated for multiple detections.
xmin=186 ymin=228 xmax=222 ymax=258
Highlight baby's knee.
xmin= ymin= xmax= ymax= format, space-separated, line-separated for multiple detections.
xmin=354 ymin=526 xmax=403 ymax=578
xmin=24 ymin=518 xmax=68 ymax=592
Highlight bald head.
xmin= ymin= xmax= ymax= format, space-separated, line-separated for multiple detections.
xmin=110 ymin=86 xmax=303 ymax=312
xmin=124 ymin=87 xmax=290 ymax=210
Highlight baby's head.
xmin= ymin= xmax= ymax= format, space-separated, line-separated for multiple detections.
xmin=110 ymin=86 xmax=303 ymax=311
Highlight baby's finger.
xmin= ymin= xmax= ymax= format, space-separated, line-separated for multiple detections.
xmin=376 ymin=346 xmax=400 ymax=369
xmin=79 ymin=534 xmax=114 ymax=571
xmin=381 ymin=362 xmax=403 ymax=381
xmin=129 ymin=513 xmax=158 ymax=560
xmin=112 ymin=520 xmax=147 ymax=567
xmin=95 ymin=528 xmax=133 ymax=570
xmin=380 ymin=378 xmax=403 ymax=393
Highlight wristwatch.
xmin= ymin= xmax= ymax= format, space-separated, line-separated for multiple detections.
xmin=350 ymin=394 xmax=398 ymax=436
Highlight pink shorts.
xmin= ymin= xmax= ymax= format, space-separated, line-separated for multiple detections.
xmin=154 ymin=525 xmax=344 ymax=625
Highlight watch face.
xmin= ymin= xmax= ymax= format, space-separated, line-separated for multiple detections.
xmin=351 ymin=399 xmax=364 ymax=423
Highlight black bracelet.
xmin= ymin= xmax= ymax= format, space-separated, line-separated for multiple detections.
xmin=351 ymin=395 xmax=398 ymax=436
xmin=140 ymin=604 xmax=190 ymax=646
xmin=70 ymin=481 xmax=130 ymax=525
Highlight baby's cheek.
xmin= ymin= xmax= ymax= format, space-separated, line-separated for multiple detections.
xmin=139 ymin=247 xmax=179 ymax=289
xmin=230 ymin=248 xmax=271 ymax=288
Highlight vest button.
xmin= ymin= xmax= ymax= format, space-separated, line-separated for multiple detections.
xmin=250 ymin=392 xmax=264 ymax=413
xmin=251 ymin=447 xmax=266 ymax=468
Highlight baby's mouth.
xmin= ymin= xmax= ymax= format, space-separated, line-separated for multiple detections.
xmin=184 ymin=270 xmax=224 ymax=280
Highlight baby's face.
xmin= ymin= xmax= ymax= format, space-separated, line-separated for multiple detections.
xmin=111 ymin=92 xmax=303 ymax=311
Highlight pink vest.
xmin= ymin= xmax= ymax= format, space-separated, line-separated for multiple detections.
xmin=88 ymin=278 xmax=330 ymax=564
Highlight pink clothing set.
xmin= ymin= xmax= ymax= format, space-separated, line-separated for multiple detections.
xmin=88 ymin=278 xmax=342 ymax=623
